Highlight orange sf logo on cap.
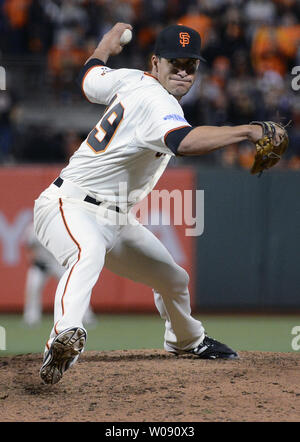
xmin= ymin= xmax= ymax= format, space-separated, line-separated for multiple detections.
xmin=179 ymin=32 xmax=190 ymax=47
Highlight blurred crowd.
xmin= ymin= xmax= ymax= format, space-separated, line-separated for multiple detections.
xmin=0 ymin=0 xmax=300 ymax=169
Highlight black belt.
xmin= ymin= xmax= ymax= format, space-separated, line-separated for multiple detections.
xmin=53 ymin=177 xmax=120 ymax=213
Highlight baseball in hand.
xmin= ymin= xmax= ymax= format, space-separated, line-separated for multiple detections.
xmin=120 ymin=29 xmax=132 ymax=46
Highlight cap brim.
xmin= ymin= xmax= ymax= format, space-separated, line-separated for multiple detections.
xmin=158 ymin=51 xmax=206 ymax=62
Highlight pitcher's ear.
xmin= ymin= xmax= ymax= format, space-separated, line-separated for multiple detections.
xmin=151 ymin=55 xmax=159 ymax=70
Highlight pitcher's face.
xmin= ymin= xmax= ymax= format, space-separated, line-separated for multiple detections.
xmin=151 ymin=56 xmax=199 ymax=99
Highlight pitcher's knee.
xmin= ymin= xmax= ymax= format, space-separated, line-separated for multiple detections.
xmin=156 ymin=265 xmax=190 ymax=294
xmin=69 ymin=243 xmax=105 ymax=273
xmin=174 ymin=266 xmax=190 ymax=291
xmin=84 ymin=247 xmax=104 ymax=270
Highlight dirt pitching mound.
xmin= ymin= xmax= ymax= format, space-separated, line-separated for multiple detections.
xmin=1 ymin=350 xmax=300 ymax=422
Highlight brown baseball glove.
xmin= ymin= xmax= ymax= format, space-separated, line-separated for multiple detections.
xmin=249 ymin=121 xmax=289 ymax=175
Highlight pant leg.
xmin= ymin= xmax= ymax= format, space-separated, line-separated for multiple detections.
xmin=48 ymin=242 xmax=97 ymax=327
xmin=34 ymin=194 xmax=118 ymax=349
xmin=105 ymin=222 xmax=205 ymax=351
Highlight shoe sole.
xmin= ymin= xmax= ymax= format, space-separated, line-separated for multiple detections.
xmin=40 ymin=328 xmax=86 ymax=385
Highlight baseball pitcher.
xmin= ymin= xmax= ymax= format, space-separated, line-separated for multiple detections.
xmin=34 ymin=23 xmax=286 ymax=384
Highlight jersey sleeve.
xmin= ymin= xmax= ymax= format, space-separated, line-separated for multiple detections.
xmin=134 ymin=94 xmax=192 ymax=155
xmin=79 ymin=59 xmax=131 ymax=105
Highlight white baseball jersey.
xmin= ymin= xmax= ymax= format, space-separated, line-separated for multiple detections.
xmin=60 ymin=66 xmax=191 ymax=209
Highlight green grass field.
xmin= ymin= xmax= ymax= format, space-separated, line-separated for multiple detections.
xmin=0 ymin=313 xmax=300 ymax=356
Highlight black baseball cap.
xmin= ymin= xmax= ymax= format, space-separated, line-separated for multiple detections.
xmin=154 ymin=24 xmax=206 ymax=62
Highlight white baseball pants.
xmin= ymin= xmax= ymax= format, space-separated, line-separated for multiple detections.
xmin=34 ymin=183 xmax=205 ymax=352
xmin=23 ymin=262 xmax=96 ymax=327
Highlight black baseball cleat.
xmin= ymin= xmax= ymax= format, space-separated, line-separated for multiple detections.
xmin=170 ymin=336 xmax=239 ymax=359
xmin=40 ymin=327 xmax=86 ymax=385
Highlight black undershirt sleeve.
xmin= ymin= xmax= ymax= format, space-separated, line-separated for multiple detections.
xmin=165 ymin=126 xmax=194 ymax=155
xmin=77 ymin=58 xmax=106 ymax=89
